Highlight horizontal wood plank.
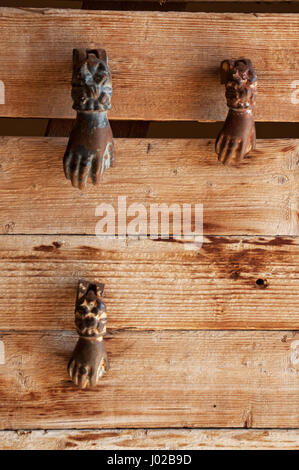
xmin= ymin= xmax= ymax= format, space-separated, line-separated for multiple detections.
xmin=1 ymin=235 xmax=299 ymax=330
xmin=0 ymin=428 xmax=298 ymax=450
xmin=0 ymin=138 xmax=299 ymax=236
xmin=0 ymin=9 xmax=298 ymax=121
xmin=0 ymin=330 xmax=298 ymax=429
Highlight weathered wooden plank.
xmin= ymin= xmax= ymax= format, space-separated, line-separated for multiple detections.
xmin=1 ymin=428 xmax=298 ymax=450
xmin=4 ymin=1 xmax=299 ymax=8
xmin=0 ymin=330 xmax=298 ymax=429
xmin=0 ymin=235 xmax=299 ymax=330
xmin=0 ymin=9 xmax=298 ymax=121
xmin=0 ymin=138 xmax=298 ymax=236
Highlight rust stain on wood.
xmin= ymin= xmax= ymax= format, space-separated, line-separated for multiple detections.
xmin=0 ymin=235 xmax=299 ymax=330
xmin=0 ymin=330 xmax=298 ymax=429
xmin=34 ymin=243 xmax=61 ymax=252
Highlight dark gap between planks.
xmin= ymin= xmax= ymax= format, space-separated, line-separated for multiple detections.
xmin=0 ymin=118 xmax=298 ymax=139
xmin=0 ymin=1 xmax=299 ymax=13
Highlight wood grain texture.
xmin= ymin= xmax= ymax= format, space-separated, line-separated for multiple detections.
xmin=0 ymin=9 xmax=298 ymax=121
xmin=0 ymin=428 xmax=298 ymax=450
xmin=0 ymin=330 xmax=298 ymax=429
xmin=1 ymin=235 xmax=299 ymax=330
xmin=0 ymin=138 xmax=299 ymax=236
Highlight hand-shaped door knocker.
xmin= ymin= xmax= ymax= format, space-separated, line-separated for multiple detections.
xmin=68 ymin=280 xmax=110 ymax=388
xmin=215 ymin=58 xmax=257 ymax=165
xmin=63 ymin=49 xmax=114 ymax=189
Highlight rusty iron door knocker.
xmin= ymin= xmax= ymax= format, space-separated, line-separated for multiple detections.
xmin=64 ymin=49 xmax=114 ymax=190
xmin=68 ymin=280 xmax=109 ymax=388
xmin=215 ymin=58 xmax=257 ymax=165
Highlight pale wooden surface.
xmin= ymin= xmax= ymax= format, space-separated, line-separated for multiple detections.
xmin=0 ymin=330 xmax=298 ymax=429
xmin=0 ymin=9 xmax=298 ymax=121
xmin=0 ymin=3 xmax=298 ymax=449
xmin=0 ymin=429 xmax=298 ymax=450
xmin=0 ymin=138 xmax=298 ymax=236
xmin=0 ymin=234 xmax=299 ymax=330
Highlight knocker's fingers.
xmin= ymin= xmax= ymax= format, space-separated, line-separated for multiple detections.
xmin=90 ymin=368 xmax=99 ymax=387
xmin=222 ymin=140 xmax=239 ymax=165
xmin=215 ymin=134 xmax=225 ymax=156
xmin=63 ymin=150 xmax=73 ymax=180
xmin=67 ymin=359 xmax=76 ymax=379
xmin=70 ymin=153 xmax=81 ymax=188
xmin=91 ymin=155 xmax=100 ymax=186
xmin=72 ymin=364 xmax=80 ymax=386
xmin=235 ymin=139 xmax=245 ymax=162
xmin=217 ymin=136 xmax=229 ymax=163
xmin=241 ymin=139 xmax=251 ymax=159
xmin=78 ymin=365 xmax=90 ymax=389
xmin=98 ymin=358 xmax=108 ymax=379
xmin=218 ymin=137 xmax=230 ymax=163
xmin=78 ymin=156 xmax=92 ymax=190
